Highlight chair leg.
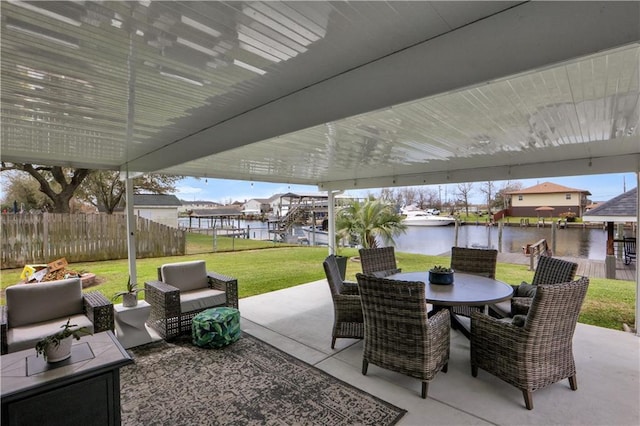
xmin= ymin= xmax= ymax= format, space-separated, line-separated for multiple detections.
xmin=362 ymin=359 xmax=369 ymax=375
xmin=569 ymin=375 xmax=578 ymax=390
xmin=471 ymin=365 xmax=478 ymax=377
xmin=421 ymin=381 xmax=428 ymax=399
xmin=331 ymin=336 xmax=336 ymax=349
xmin=522 ymin=390 xmax=534 ymax=410
xmin=442 ymin=363 xmax=448 ymax=373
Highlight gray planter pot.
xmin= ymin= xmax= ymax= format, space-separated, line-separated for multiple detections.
xmin=122 ymin=293 xmax=138 ymax=308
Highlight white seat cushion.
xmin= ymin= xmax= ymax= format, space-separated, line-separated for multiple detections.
xmin=491 ymin=300 xmax=511 ymax=318
xmin=180 ymin=288 xmax=227 ymax=313
xmin=6 ymin=278 xmax=83 ymax=327
xmin=161 ymin=260 xmax=208 ymax=292
xmin=7 ymin=314 xmax=94 ymax=353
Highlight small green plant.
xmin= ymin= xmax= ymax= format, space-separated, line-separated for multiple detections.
xmin=112 ymin=276 xmax=143 ymax=301
xmin=429 ymin=265 xmax=453 ymax=273
xmin=35 ymin=318 xmax=92 ymax=359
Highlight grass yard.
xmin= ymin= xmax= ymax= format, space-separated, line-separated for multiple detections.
xmin=0 ymin=238 xmax=635 ymax=332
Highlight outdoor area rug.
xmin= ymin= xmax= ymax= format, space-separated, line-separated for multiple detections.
xmin=120 ymin=334 xmax=406 ymax=425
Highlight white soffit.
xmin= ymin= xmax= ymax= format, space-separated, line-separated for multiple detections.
xmin=0 ymin=1 xmax=638 ymax=188
xmin=160 ymin=43 xmax=640 ymax=189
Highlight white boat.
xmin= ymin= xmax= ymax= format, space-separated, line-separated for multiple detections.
xmin=302 ymin=225 xmax=330 ymax=245
xmin=401 ymin=209 xmax=456 ymax=227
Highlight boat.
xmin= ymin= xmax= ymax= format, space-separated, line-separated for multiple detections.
xmin=401 ymin=209 xmax=456 ymax=227
xmin=301 ymin=225 xmax=330 ymax=245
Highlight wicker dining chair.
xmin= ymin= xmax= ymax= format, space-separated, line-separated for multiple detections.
xmin=322 ymin=255 xmax=364 ymax=349
xmin=507 ymin=256 xmax=578 ymax=317
xmin=449 ymin=247 xmax=498 ymax=317
xmin=358 ymin=247 xmax=401 ymax=277
xmin=471 ymin=276 xmax=589 ymax=410
xmin=356 ymin=273 xmax=450 ymax=399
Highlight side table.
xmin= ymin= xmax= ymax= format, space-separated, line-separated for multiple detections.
xmin=114 ymin=301 xmax=153 ymax=349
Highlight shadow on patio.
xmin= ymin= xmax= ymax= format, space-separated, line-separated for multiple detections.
xmin=239 ymin=279 xmax=639 ymax=425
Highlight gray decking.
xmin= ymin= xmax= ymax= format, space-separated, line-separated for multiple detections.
xmin=495 ymin=252 xmax=637 ymax=281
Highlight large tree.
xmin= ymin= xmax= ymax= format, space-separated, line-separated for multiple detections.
xmin=1 ymin=163 xmax=184 ymax=214
xmin=456 ymin=182 xmax=474 ymax=216
xmin=336 ymin=198 xmax=406 ymax=248
xmin=494 ymin=181 xmax=524 ymax=212
xmin=77 ymin=171 xmax=184 ymax=214
xmin=1 ymin=163 xmax=91 ymax=213
xmin=0 ymin=171 xmax=51 ymax=212
xmin=479 ymin=181 xmax=497 ymax=215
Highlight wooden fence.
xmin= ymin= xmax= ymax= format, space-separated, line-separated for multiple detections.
xmin=1 ymin=213 xmax=185 ymax=269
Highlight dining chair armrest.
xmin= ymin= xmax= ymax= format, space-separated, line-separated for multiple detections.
xmin=342 ymin=281 xmax=359 ymax=295
xmin=207 ymin=271 xmax=238 ymax=309
xmin=83 ymin=291 xmax=114 ymax=333
xmin=1 ymin=305 xmax=7 ymax=355
xmin=334 ymin=294 xmax=364 ymax=322
xmin=427 ymin=308 xmax=451 ymax=344
xmin=471 ymin=312 xmax=526 ymax=350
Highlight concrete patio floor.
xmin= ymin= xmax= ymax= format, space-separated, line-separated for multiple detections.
xmin=239 ymin=279 xmax=640 ymax=426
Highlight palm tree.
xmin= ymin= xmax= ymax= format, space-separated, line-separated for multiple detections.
xmin=336 ymin=198 xmax=407 ymax=248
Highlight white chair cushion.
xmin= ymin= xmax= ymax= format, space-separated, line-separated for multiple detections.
xmin=491 ymin=300 xmax=511 ymax=318
xmin=6 ymin=278 xmax=84 ymax=328
xmin=7 ymin=314 xmax=94 ymax=353
xmin=161 ymin=260 xmax=209 ymax=292
xmin=180 ymin=288 xmax=226 ymax=313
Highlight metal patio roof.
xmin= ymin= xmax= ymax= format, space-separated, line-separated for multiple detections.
xmin=1 ymin=1 xmax=639 ymax=191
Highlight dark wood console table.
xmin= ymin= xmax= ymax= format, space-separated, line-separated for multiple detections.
xmin=1 ymin=331 xmax=133 ymax=426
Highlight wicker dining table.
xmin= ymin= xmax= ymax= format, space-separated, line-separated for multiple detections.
xmin=387 ymin=271 xmax=514 ymax=338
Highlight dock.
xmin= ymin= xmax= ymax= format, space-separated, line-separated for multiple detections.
xmin=495 ymin=252 xmax=636 ymax=281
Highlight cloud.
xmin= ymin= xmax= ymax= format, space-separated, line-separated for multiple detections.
xmin=174 ymin=186 xmax=202 ymax=195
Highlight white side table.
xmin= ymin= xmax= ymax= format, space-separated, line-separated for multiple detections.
xmin=114 ymin=301 xmax=153 ymax=349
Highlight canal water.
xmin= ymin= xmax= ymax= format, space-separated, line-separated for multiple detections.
xmin=179 ymin=218 xmax=612 ymax=260
xmin=393 ymin=224 xmax=609 ymax=260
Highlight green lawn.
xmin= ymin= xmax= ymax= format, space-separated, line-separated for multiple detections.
xmin=0 ymin=239 xmax=635 ymax=332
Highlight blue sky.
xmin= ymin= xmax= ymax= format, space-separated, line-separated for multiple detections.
xmin=173 ymin=172 xmax=638 ymax=205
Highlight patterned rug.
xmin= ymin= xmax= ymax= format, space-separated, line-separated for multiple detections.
xmin=120 ymin=334 xmax=405 ymax=425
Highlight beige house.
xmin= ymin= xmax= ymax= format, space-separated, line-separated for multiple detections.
xmin=507 ymin=182 xmax=591 ymax=217
xmin=131 ymin=194 xmax=182 ymax=228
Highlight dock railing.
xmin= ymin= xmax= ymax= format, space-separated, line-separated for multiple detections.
xmin=526 ymin=238 xmax=552 ymax=271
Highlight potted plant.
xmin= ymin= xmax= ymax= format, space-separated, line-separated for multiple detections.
xmin=429 ymin=265 xmax=454 ymax=285
xmin=35 ymin=318 xmax=92 ymax=363
xmin=112 ymin=277 xmax=143 ymax=307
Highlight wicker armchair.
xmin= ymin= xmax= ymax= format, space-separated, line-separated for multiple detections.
xmin=145 ymin=260 xmax=238 ymax=340
xmin=322 ymin=255 xmax=364 ymax=349
xmin=507 ymin=256 xmax=578 ymax=317
xmin=471 ymin=276 xmax=589 ymax=410
xmin=356 ymin=273 xmax=450 ymax=399
xmin=449 ymin=247 xmax=498 ymax=317
xmin=358 ymin=247 xmax=401 ymax=277
xmin=1 ymin=278 xmax=113 ymax=354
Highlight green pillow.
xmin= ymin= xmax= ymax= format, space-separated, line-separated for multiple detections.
xmin=516 ymin=283 xmax=537 ymax=297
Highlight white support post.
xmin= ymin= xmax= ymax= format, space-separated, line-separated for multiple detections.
xmin=328 ymin=191 xmax=336 ymax=255
xmin=126 ymin=174 xmax=137 ymax=286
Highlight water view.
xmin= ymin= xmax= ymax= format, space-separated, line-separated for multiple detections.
xmin=179 ymin=218 xmax=611 ymax=260
xmin=393 ymin=224 xmax=609 ymax=260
